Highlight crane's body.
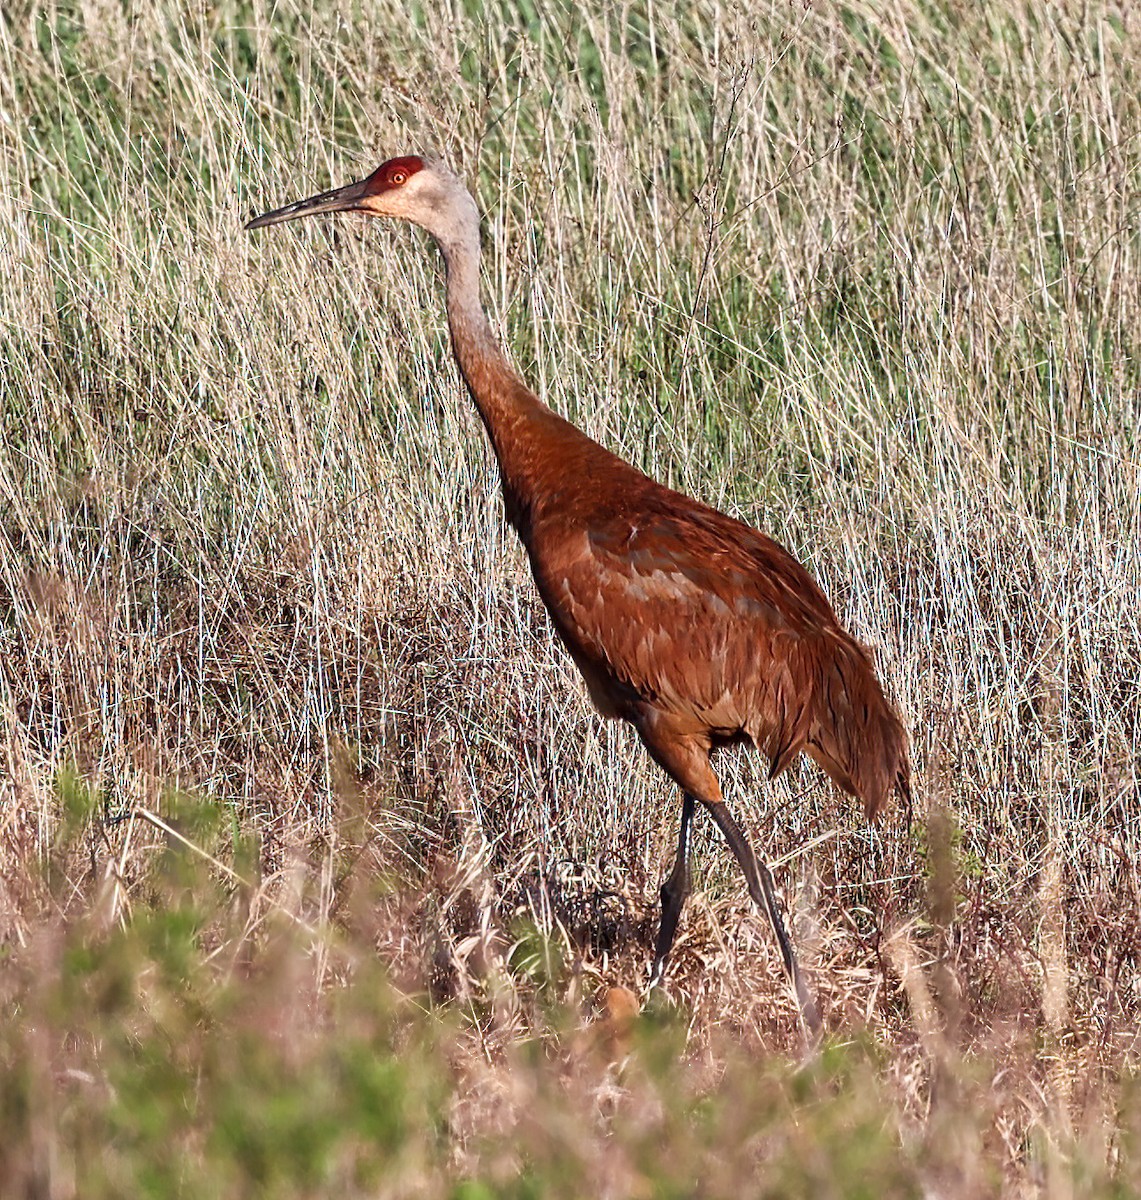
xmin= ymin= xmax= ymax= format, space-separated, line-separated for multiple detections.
xmin=248 ymin=155 xmax=910 ymax=1039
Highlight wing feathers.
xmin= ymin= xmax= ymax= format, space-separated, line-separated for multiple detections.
xmin=535 ymin=499 xmax=908 ymax=817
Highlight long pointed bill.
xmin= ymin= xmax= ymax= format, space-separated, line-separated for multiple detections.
xmin=245 ymin=175 xmax=372 ymax=230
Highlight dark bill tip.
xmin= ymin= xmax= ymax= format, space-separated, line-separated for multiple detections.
xmin=245 ymin=176 xmax=371 ymax=231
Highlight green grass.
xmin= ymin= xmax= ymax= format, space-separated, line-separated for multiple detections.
xmin=2 ymin=0 xmax=1141 ymax=1193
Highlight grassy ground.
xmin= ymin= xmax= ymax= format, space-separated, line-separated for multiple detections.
xmin=2 ymin=0 xmax=1140 ymax=1193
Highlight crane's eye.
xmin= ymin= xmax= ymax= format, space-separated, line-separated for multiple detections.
xmin=390 ymin=170 xmax=407 ymax=185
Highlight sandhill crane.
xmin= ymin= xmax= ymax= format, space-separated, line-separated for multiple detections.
xmin=247 ymin=155 xmax=910 ymax=1039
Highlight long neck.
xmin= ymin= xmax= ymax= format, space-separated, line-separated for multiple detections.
xmin=435 ymin=224 xmax=555 ymax=521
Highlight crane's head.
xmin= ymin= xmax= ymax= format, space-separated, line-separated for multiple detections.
xmin=245 ymin=155 xmax=478 ymax=246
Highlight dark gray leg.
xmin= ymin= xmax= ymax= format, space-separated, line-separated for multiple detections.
xmin=649 ymin=792 xmax=696 ymax=988
xmin=704 ymin=800 xmax=822 ymax=1042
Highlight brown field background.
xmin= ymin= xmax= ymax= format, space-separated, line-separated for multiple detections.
xmin=2 ymin=0 xmax=1140 ymax=1194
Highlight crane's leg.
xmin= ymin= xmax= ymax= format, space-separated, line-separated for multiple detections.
xmin=633 ymin=717 xmax=821 ymax=1042
xmin=702 ymin=799 xmax=822 ymax=1043
xmin=648 ymin=791 xmax=696 ymax=989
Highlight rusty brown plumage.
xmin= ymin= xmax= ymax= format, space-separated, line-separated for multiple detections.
xmin=248 ymin=155 xmax=910 ymax=1040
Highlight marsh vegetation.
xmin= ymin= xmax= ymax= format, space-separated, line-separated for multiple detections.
xmin=2 ymin=0 xmax=1140 ymax=1193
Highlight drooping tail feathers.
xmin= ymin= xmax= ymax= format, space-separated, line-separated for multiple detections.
xmin=775 ymin=632 xmax=910 ymax=821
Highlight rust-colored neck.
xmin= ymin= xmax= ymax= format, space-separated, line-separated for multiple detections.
xmin=436 ymin=227 xmax=560 ymax=526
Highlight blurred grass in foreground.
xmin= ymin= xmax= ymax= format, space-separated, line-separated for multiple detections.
xmin=3 ymin=798 xmax=1134 ymax=1199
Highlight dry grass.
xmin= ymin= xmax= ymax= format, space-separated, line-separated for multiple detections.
xmin=2 ymin=0 xmax=1141 ymax=1193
